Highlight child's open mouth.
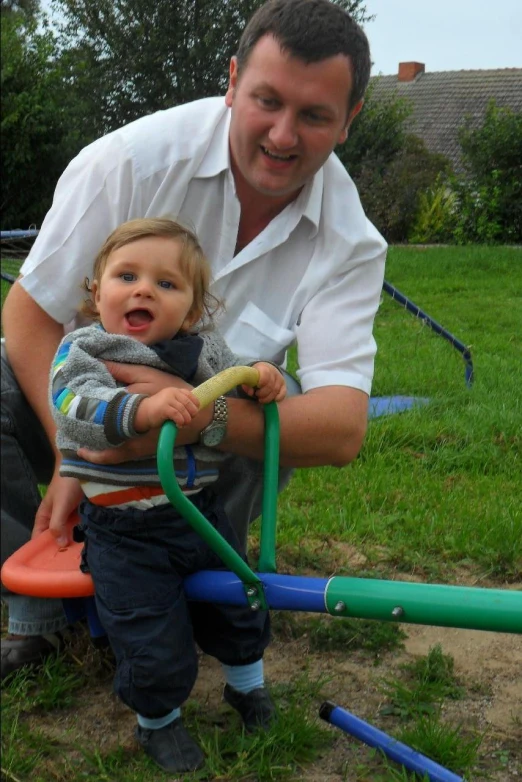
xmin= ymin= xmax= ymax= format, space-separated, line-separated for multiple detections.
xmin=125 ymin=309 xmax=154 ymax=329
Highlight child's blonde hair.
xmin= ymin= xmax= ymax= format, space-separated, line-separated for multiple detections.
xmin=81 ymin=217 xmax=221 ymax=328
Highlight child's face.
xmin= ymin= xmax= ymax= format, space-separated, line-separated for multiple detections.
xmin=92 ymin=236 xmax=198 ymax=345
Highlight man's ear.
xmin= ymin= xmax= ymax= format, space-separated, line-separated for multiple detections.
xmin=338 ymin=98 xmax=364 ymax=145
xmin=225 ymin=56 xmax=239 ymax=108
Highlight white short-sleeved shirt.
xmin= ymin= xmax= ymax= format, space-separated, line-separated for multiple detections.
xmin=20 ymin=97 xmax=387 ymax=394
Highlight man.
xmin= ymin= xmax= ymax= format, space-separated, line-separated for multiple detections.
xmin=1 ymin=0 xmax=386 ymax=680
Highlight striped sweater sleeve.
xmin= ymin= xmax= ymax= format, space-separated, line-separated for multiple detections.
xmin=50 ymin=336 xmax=147 ymax=449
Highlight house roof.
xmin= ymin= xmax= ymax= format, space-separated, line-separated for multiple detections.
xmin=369 ymin=66 xmax=522 ymax=172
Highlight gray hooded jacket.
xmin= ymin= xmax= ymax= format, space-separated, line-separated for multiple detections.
xmin=50 ymin=325 xmax=247 ymax=492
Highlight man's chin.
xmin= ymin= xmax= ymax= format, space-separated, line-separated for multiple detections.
xmin=251 ymin=176 xmax=304 ymax=201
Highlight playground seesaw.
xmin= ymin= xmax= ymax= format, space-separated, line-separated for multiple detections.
xmin=2 ymin=366 xmax=520 ymax=782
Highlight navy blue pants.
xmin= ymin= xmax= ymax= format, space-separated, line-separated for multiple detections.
xmin=80 ymin=490 xmax=270 ymax=719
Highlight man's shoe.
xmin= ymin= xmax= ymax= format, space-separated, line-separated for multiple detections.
xmin=1 ymin=633 xmax=63 ymax=682
xmin=223 ymin=684 xmax=277 ymax=731
xmin=135 ymin=718 xmax=205 ymax=773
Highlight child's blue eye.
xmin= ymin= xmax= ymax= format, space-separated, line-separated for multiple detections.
xmin=159 ymin=280 xmax=174 ymax=289
xmin=121 ymin=272 xmax=136 ymax=282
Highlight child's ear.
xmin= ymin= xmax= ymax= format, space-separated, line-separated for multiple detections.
xmin=91 ymin=280 xmax=101 ymax=312
xmin=181 ymin=309 xmax=202 ymax=332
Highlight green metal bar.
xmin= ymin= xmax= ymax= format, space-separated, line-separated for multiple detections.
xmin=325 ymin=576 xmax=522 ymax=634
xmin=157 ymin=421 xmax=267 ymax=609
xmin=257 ymin=402 xmax=280 ymax=573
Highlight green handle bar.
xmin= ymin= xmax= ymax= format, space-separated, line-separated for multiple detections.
xmin=157 ymin=366 xmax=281 ymax=610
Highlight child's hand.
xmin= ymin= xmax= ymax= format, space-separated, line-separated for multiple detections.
xmin=242 ymin=362 xmax=286 ymax=404
xmin=135 ymin=387 xmax=200 ymax=432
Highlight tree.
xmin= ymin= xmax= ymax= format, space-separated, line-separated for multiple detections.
xmin=51 ymin=0 xmax=371 ymax=135
xmin=1 ymin=0 xmax=372 ymax=226
xmin=337 ymin=80 xmax=412 ymax=182
xmin=0 ymin=12 xmax=83 ymax=227
xmin=1 ymin=0 xmax=40 ymax=15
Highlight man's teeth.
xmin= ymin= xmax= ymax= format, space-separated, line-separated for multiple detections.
xmin=262 ymin=147 xmax=293 ymax=161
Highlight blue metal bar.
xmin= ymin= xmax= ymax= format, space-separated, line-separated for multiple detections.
xmin=320 ymin=702 xmax=463 ymax=782
xmin=368 ymin=395 xmax=430 ymax=419
xmin=383 ymin=280 xmax=474 ymax=387
xmin=0 ymin=229 xmax=39 ymax=239
xmin=62 ymin=596 xmax=106 ymax=639
xmin=184 ymin=571 xmax=328 ymax=612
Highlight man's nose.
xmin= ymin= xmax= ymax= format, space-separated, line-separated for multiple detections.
xmin=268 ymin=110 xmax=298 ymax=149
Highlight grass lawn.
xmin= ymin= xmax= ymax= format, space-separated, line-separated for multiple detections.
xmin=273 ymin=245 xmax=521 ymax=583
xmin=1 ymin=244 xmax=521 ymax=781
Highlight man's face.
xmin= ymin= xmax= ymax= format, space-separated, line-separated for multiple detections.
xmin=225 ymin=35 xmax=362 ymax=205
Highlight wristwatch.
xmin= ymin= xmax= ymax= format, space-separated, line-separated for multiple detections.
xmin=199 ymin=395 xmax=228 ymax=447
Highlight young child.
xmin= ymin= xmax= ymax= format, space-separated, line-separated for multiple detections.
xmin=49 ymin=217 xmax=286 ymax=773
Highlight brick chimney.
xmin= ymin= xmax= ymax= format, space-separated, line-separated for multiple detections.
xmin=398 ymin=62 xmax=425 ymax=82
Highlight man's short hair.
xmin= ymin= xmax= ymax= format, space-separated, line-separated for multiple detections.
xmin=237 ymin=0 xmax=371 ymax=110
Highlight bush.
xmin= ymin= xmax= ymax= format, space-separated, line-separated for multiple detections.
xmin=340 ymin=87 xmax=452 ymax=243
xmin=452 ymin=101 xmax=522 ymax=244
xmin=354 ymin=135 xmax=452 ymax=243
xmin=409 ymin=180 xmax=458 ymax=244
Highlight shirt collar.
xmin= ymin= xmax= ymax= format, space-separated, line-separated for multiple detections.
xmin=194 ymin=106 xmax=231 ymax=179
xmin=294 ymin=168 xmax=323 ymax=238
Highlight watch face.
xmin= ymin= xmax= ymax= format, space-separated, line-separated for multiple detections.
xmin=202 ymin=423 xmax=226 ymax=447
xmin=200 ymin=396 xmax=227 ymax=447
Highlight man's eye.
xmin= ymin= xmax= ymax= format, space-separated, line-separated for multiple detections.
xmin=159 ymin=280 xmax=174 ymax=289
xmin=304 ymin=111 xmax=327 ymax=123
xmin=258 ymin=97 xmax=278 ymax=109
xmin=121 ymin=273 xmax=135 ymax=282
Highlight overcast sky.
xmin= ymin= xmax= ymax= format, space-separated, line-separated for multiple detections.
xmin=40 ymin=0 xmax=521 ymax=76
xmin=364 ymin=0 xmax=522 ymax=76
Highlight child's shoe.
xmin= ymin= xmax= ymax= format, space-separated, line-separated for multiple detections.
xmin=223 ymin=684 xmax=277 ymax=731
xmin=135 ymin=718 xmax=204 ymax=773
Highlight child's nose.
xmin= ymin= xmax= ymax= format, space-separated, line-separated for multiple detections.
xmin=133 ymin=280 xmax=154 ymax=298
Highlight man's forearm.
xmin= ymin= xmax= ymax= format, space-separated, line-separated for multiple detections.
xmin=76 ymin=361 xmax=368 ymax=469
xmin=2 ymin=281 xmax=64 ymax=455
xmin=220 ymin=387 xmax=368 ymax=468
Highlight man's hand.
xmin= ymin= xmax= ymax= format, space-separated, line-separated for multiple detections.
xmin=105 ymin=361 xmax=190 ymax=396
xmin=32 ymin=471 xmax=84 ymax=547
xmin=78 ymin=429 xmax=159 ymax=465
xmin=242 ymin=362 xmax=287 ymax=404
xmin=135 ymin=388 xmax=200 ymax=431
xmin=77 ymin=406 xmax=214 ymax=465
xmin=77 ymin=362 xmax=207 ymax=465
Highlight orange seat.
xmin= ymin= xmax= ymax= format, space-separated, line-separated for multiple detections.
xmin=0 ymin=512 xmax=94 ymax=598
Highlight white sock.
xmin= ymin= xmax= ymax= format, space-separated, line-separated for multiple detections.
xmin=137 ymin=706 xmax=181 ymax=729
xmin=222 ymin=659 xmax=264 ymax=693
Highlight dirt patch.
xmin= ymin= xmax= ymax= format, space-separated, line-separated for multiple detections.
xmin=25 ymin=615 xmax=522 ymax=781
xmin=275 ymin=624 xmax=522 ymax=781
